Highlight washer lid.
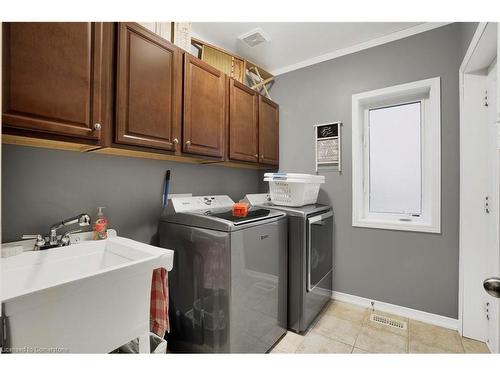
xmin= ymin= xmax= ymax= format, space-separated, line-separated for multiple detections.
xmin=210 ymin=208 xmax=275 ymax=224
xmin=161 ymin=207 xmax=285 ymax=231
xmin=168 ymin=195 xmax=235 ymax=214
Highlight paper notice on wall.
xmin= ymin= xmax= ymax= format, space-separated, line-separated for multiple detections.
xmin=317 ymin=138 xmax=339 ymax=163
xmin=315 ymin=122 xmax=342 ymax=173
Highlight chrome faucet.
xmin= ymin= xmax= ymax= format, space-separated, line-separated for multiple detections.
xmin=48 ymin=213 xmax=91 ymax=245
xmin=22 ymin=213 xmax=92 ymax=250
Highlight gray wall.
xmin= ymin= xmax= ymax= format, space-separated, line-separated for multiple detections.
xmin=1 ymin=145 xmax=260 ymax=244
xmin=271 ymin=23 xmax=477 ymax=319
xmin=460 ymin=22 xmax=479 ymax=61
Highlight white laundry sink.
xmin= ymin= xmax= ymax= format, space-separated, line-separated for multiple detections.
xmin=1 ymin=231 xmax=174 ymax=353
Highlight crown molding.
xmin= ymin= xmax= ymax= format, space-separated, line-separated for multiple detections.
xmin=271 ymin=22 xmax=451 ymax=76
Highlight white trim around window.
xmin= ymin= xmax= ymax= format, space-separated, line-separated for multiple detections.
xmin=352 ymin=77 xmax=441 ymax=233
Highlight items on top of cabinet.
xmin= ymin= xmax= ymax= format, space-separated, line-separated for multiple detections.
xmin=190 ymin=37 xmax=274 ymax=98
xmin=138 ymin=22 xmax=172 ymax=41
xmin=172 ymin=22 xmax=192 ymax=52
xmin=136 ymin=22 xmax=191 ymax=53
xmin=247 ymin=62 xmax=275 ymax=100
xmin=192 ymin=37 xmax=246 ymax=84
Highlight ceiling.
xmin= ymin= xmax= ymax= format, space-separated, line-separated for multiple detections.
xmin=191 ymin=22 xmax=447 ymax=75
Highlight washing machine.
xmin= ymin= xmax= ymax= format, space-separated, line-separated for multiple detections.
xmin=159 ymin=195 xmax=287 ymax=353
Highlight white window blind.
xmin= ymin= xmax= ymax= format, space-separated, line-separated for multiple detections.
xmin=368 ymin=102 xmax=422 ymax=215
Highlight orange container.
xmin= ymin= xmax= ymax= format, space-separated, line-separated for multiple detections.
xmin=232 ymin=202 xmax=249 ymax=217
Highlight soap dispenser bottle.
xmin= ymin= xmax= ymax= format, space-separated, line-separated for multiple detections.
xmin=93 ymin=207 xmax=108 ymax=240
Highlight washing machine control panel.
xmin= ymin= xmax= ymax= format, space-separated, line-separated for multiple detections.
xmin=171 ymin=195 xmax=235 ymax=213
xmin=242 ymin=193 xmax=271 ymax=206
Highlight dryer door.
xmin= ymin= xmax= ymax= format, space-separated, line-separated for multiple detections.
xmin=307 ymin=211 xmax=333 ymax=292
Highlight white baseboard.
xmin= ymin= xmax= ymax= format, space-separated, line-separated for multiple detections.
xmin=332 ymin=291 xmax=459 ymax=331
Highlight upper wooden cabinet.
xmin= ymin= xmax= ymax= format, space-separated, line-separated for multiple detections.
xmin=183 ymin=54 xmax=226 ymax=158
xmin=259 ymin=96 xmax=279 ymax=166
xmin=115 ymin=23 xmax=182 ymax=151
xmin=228 ymin=79 xmax=259 ymax=163
xmin=2 ymin=22 xmax=279 ymax=167
xmin=2 ymin=23 xmax=111 ymax=142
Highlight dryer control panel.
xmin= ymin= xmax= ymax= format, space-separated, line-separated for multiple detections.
xmin=170 ymin=195 xmax=235 ymax=213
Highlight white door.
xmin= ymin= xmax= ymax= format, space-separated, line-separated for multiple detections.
xmin=485 ymin=63 xmax=499 ymax=352
xmin=460 ymin=22 xmax=499 ymax=353
xmin=461 ymin=71 xmax=492 ymax=342
xmin=491 ymin=23 xmax=500 ymax=351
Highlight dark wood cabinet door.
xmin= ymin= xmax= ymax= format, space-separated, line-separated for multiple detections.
xmin=116 ymin=23 xmax=182 ymax=151
xmin=183 ymin=54 xmax=225 ymax=158
xmin=228 ymin=79 xmax=259 ymax=163
xmin=2 ymin=22 xmax=109 ymax=141
xmin=259 ymin=95 xmax=279 ymax=165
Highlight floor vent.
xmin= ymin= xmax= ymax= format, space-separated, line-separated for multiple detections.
xmin=369 ymin=313 xmax=407 ymax=330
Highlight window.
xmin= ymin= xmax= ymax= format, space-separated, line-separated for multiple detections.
xmin=352 ymin=77 xmax=441 ymax=233
xmin=369 ymin=102 xmax=422 ymax=215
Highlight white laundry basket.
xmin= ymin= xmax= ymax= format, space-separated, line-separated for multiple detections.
xmin=264 ymin=173 xmax=325 ymax=207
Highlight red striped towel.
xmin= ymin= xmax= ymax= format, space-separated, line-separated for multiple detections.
xmin=150 ymin=268 xmax=169 ymax=337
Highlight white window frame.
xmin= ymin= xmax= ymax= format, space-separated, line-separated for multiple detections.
xmin=352 ymin=77 xmax=441 ymax=233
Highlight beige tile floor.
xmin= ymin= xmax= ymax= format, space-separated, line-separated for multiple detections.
xmin=271 ymin=300 xmax=490 ymax=354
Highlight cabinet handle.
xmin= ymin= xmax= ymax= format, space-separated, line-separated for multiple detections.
xmin=173 ymin=138 xmax=179 ymax=147
xmin=93 ymin=123 xmax=102 ymax=131
xmin=261 ymin=155 xmax=264 ymax=159
xmin=185 ymin=140 xmax=191 ymax=146
xmin=254 ymin=154 xmax=258 ymax=158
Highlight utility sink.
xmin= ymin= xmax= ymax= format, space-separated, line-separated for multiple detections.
xmin=1 ymin=231 xmax=174 ymax=353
